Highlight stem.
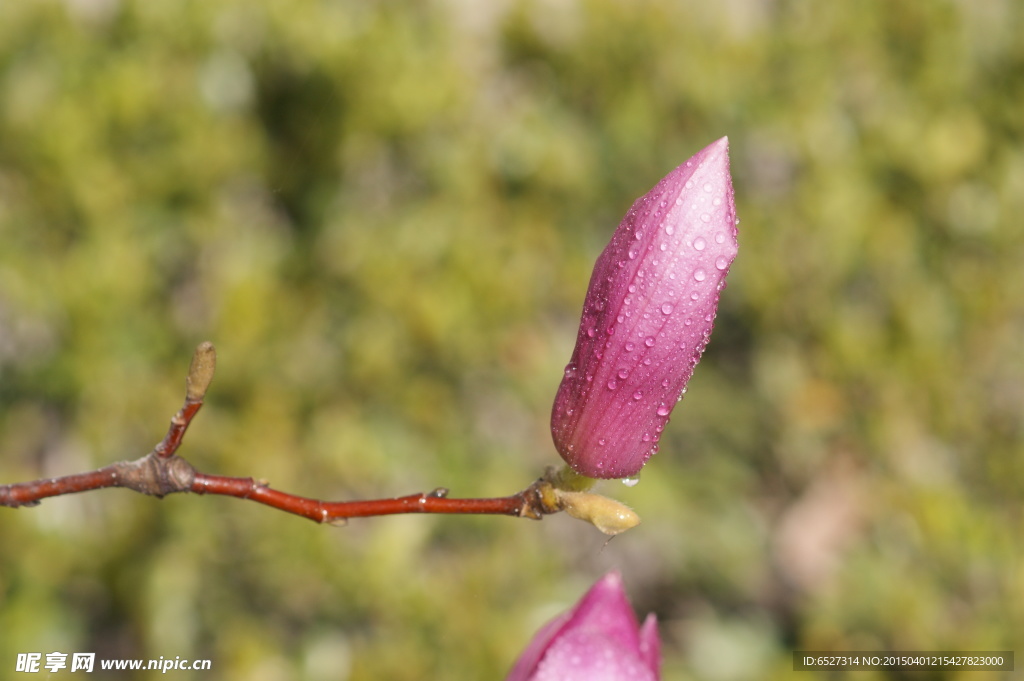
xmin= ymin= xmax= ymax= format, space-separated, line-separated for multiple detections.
xmin=191 ymin=473 xmax=548 ymax=525
xmin=547 ymin=464 xmax=598 ymax=493
xmin=0 ymin=342 xmax=561 ymax=524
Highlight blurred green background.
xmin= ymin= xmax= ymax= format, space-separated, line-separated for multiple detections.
xmin=1 ymin=0 xmax=1021 ymax=679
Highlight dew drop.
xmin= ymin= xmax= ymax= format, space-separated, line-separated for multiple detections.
xmin=598 ymin=438 xmax=607 ymax=446
xmin=622 ymin=476 xmax=640 ymax=487
xmin=693 ymin=269 xmax=706 ymax=282
xmin=659 ymin=242 xmax=668 ymax=251
xmin=661 ymin=303 xmax=674 ymax=315
xmin=703 ymin=182 xmax=713 ymax=193
xmin=625 ymin=341 xmax=635 ymax=352
xmin=693 ymin=237 xmax=706 ymax=251
xmin=632 ymin=390 xmax=642 ymax=400
xmin=684 ymin=179 xmax=694 ymax=189
xmin=634 ymin=230 xmax=644 ymax=241
xmin=607 ymin=379 xmax=618 ymax=390
xmin=700 ymin=213 xmax=711 ymax=223
xmin=644 ymin=336 xmax=656 ymax=347
xmin=628 ymin=284 xmax=637 ymax=293
xmin=712 ymin=196 xmax=722 ymax=206
xmin=715 ymin=256 xmax=729 ymax=270
xmin=586 ymin=327 xmax=596 ymax=338
xmin=684 ymin=317 xmax=692 ymax=326
xmin=618 ymin=368 xmax=629 ymax=379
xmin=675 ymin=197 xmax=683 ymax=206
xmin=657 ymin=404 xmax=671 ymax=416
xmin=628 ymin=248 xmax=639 ymax=260
xmin=690 ymin=291 xmax=699 ymax=300
xmin=641 ymin=433 xmax=652 ymax=442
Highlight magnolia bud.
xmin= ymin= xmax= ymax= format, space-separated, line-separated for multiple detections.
xmin=551 ymin=138 xmax=738 ymax=479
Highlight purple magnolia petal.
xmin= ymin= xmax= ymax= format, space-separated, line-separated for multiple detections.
xmin=507 ymin=572 xmax=661 ymax=681
xmin=551 ymin=137 xmax=739 ymax=478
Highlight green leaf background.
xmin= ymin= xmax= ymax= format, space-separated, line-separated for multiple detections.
xmin=1 ymin=1 xmax=1021 ymax=679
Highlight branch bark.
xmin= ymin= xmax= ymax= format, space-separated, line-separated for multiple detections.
xmin=0 ymin=343 xmax=563 ymax=525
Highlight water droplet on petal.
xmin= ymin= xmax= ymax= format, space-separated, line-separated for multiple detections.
xmin=607 ymin=379 xmax=618 ymax=390
xmin=657 ymin=404 xmax=671 ymax=416
xmin=703 ymin=182 xmax=713 ymax=193
xmin=693 ymin=237 xmax=706 ymax=251
xmin=628 ymin=248 xmax=639 ymax=260
xmin=618 ymin=368 xmax=629 ymax=379
xmin=661 ymin=303 xmax=674 ymax=315
xmin=715 ymin=256 xmax=729 ymax=270
xmin=598 ymin=438 xmax=607 ymax=446
xmin=693 ymin=269 xmax=706 ymax=282
xmin=587 ymin=327 xmax=596 ymax=338
xmin=644 ymin=336 xmax=656 ymax=347
xmin=632 ymin=390 xmax=643 ymax=400
xmin=659 ymin=242 xmax=668 ymax=251
xmin=622 ymin=476 xmax=640 ymax=487
xmin=715 ymin=232 xmax=725 ymax=244
xmin=700 ymin=213 xmax=711 ymax=223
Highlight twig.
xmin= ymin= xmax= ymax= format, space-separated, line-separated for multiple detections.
xmin=0 ymin=343 xmax=561 ymax=525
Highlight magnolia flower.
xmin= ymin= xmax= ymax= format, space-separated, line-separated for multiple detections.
xmin=506 ymin=572 xmax=660 ymax=681
xmin=551 ymin=137 xmax=738 ymax=479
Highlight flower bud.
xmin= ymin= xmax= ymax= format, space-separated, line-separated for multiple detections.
xmin=506 ymin=572 xmax=660 ymax=681
xmin=551 ymin=137 xmax=738 ymax=479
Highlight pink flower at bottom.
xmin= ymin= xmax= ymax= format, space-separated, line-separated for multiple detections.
xmin=507 ymin=572 xmax=660 ymax=681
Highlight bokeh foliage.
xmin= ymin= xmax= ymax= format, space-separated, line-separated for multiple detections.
xmin=1 ymin=0 xmax=1022 ymax=679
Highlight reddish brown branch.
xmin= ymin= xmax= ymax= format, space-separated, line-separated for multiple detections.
xmin=191 ymin=472 xmax=546 ymax=525
xmin=0 ymin=342 xmax=561 ymax=524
